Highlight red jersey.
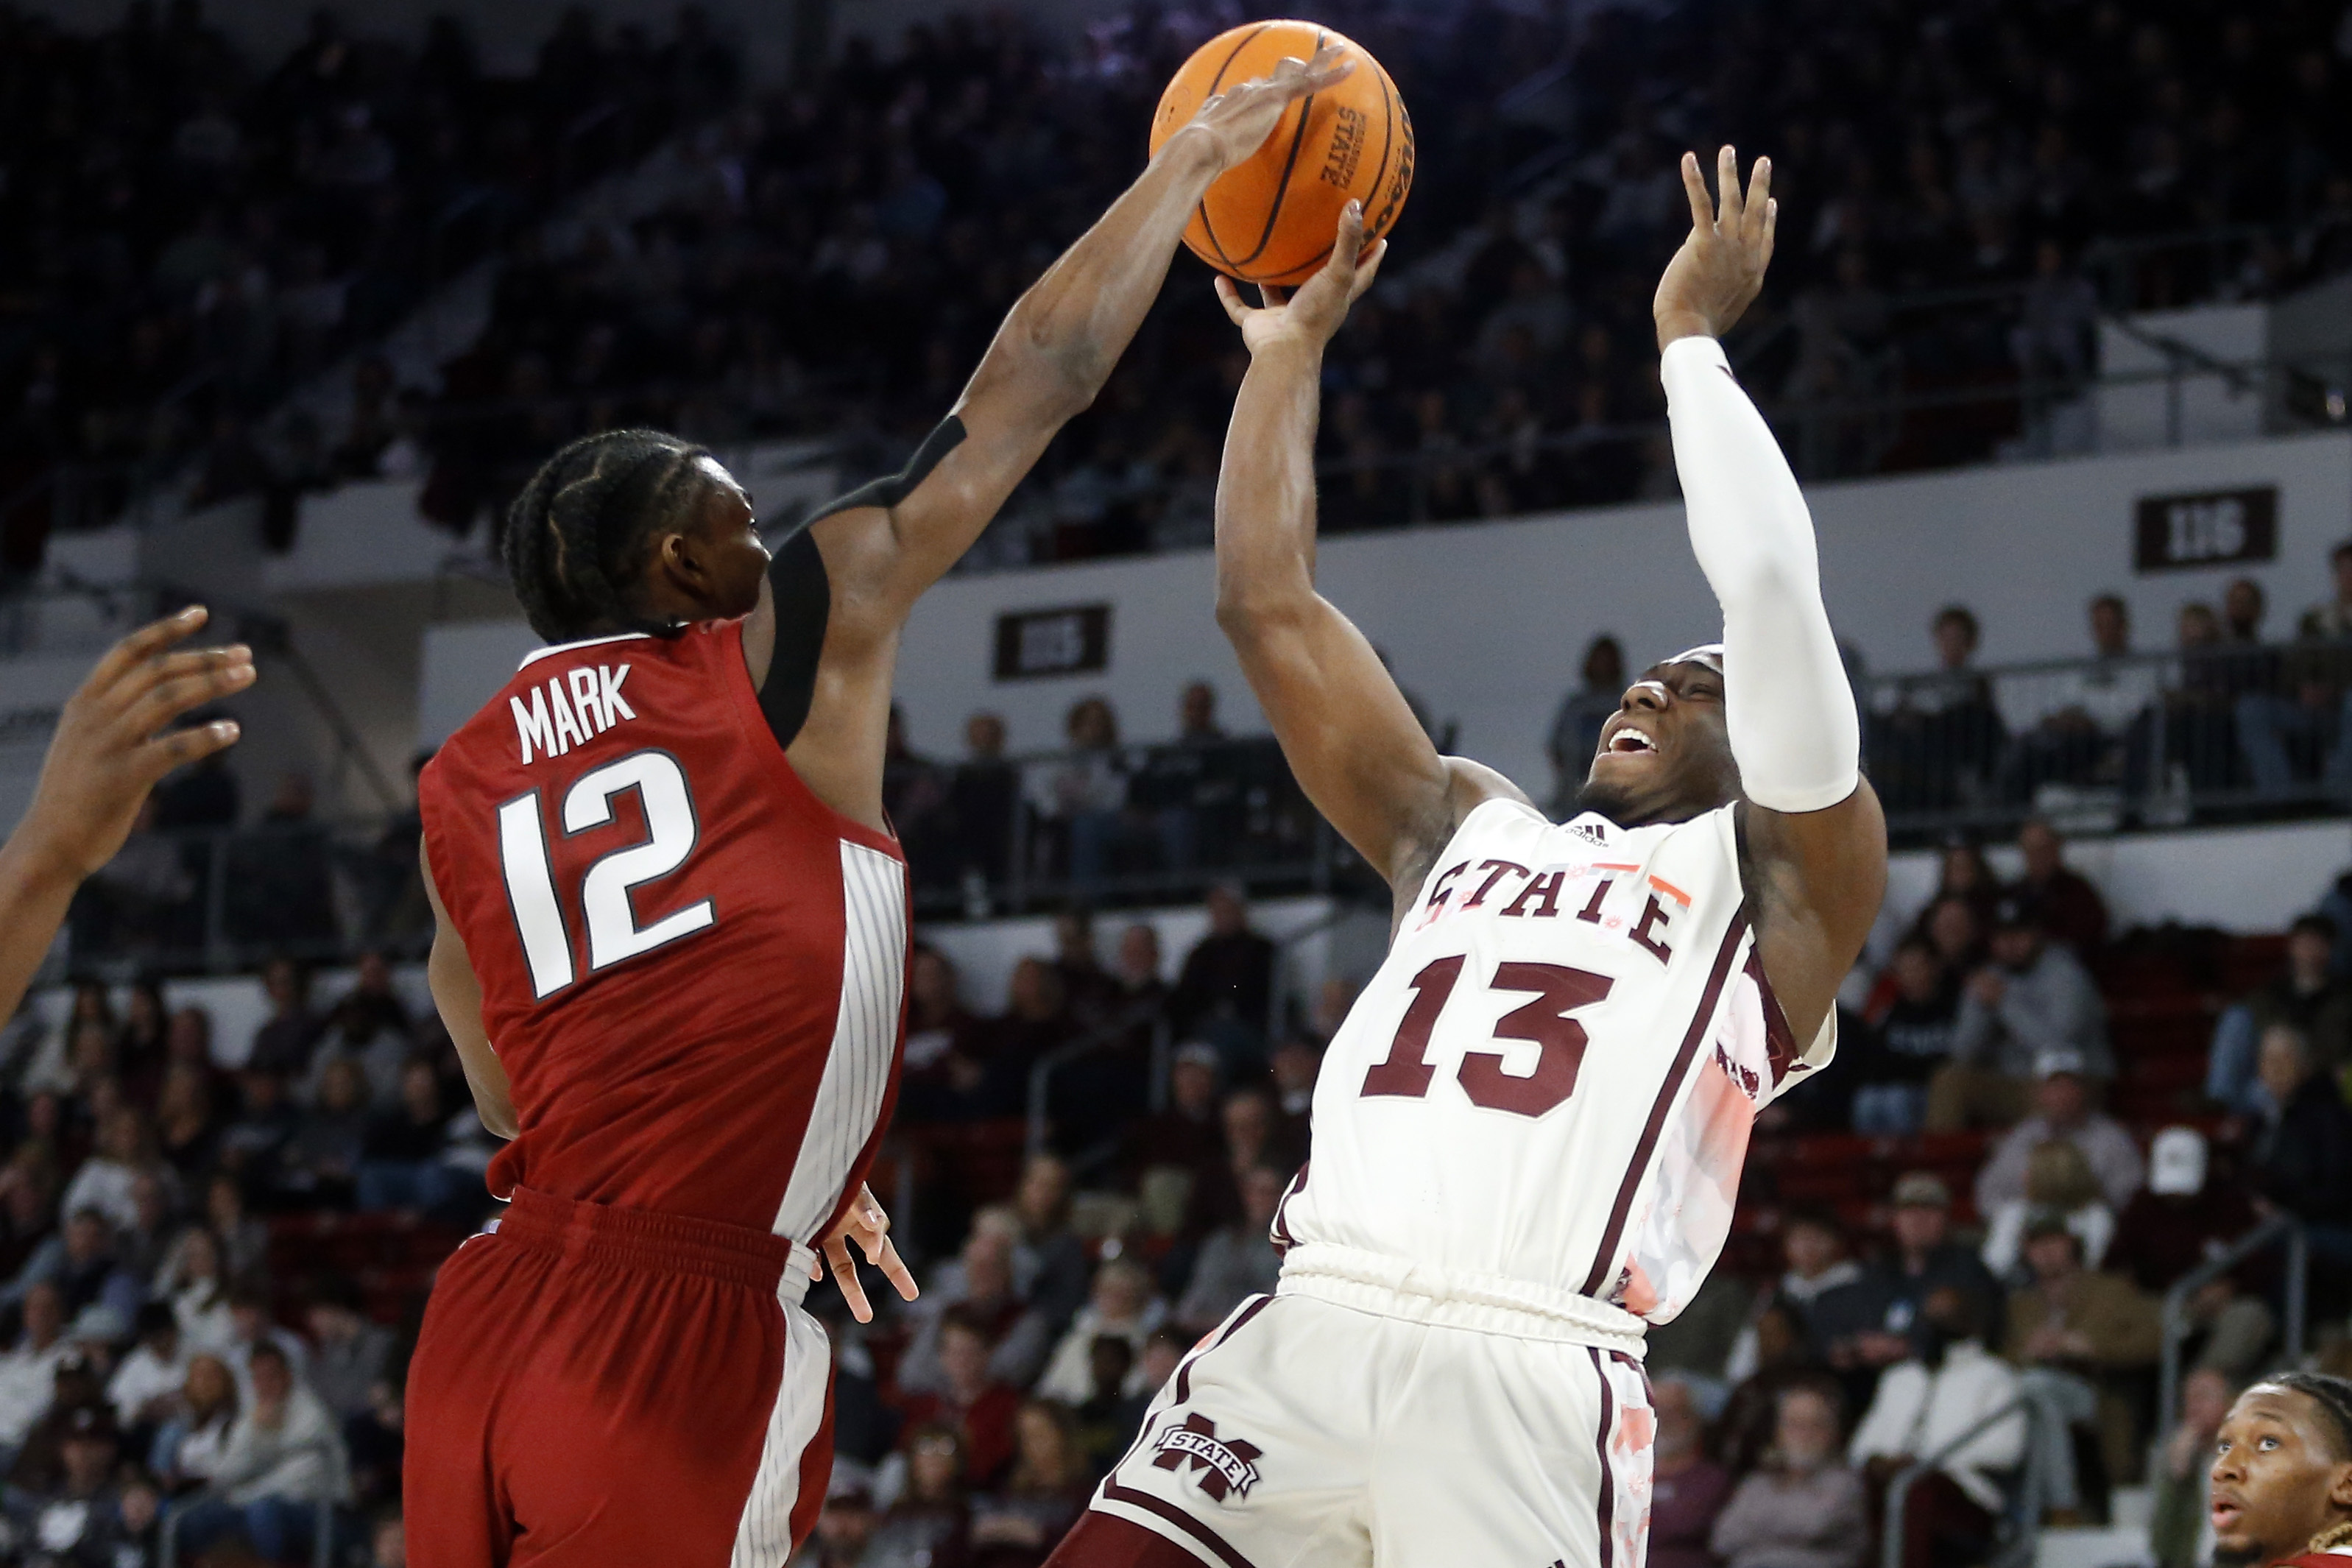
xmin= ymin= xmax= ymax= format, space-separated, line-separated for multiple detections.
xmin=418 ymin=621 xmax=908 ymax=1245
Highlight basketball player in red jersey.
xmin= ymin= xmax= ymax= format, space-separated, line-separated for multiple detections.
xmin=402 ymin=49 xmax=1352 ymax=1568
xmin=2209 ymin=1374 xmax=2352 ymax=1568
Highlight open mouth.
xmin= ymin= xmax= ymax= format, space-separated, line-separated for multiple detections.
xmin=1605 ymin=726 xmax=1658 ymax=756
xmin=2211 ymin=1501 xmax=2242 ymax=1534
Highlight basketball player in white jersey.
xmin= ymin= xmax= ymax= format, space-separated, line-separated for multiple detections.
xmin=1043 ymin=149 xmax=1885 ymax=1568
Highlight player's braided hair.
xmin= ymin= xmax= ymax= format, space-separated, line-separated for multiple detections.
xmin=2257 ymin=1372 xmax=2352 ymax=1554
xmin=499 ymin=429 xmax=718 ymax=643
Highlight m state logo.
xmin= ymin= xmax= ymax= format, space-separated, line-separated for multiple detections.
xmin=1151 ymin=1414 xmax=1262 ymax=1502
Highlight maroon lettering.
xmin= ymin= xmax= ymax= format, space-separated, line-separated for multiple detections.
xmin=1461 ymin=858 xmax=1529 ymax=909
xmin=1631 ymin=894 xmax=1677 ymax=965
xmin=1361 ymin=956 xmax=1464 ymax=1099
xmin=1501 ymin=869 xmax=1566 ymax=919
xmin=1424 ymin=861 xmax=1470 ymax=915
xmin=1576 ymin=875 xmax=1616 ymax=925
xmin=1458 ymin=962 xmax=1616 ymax=1117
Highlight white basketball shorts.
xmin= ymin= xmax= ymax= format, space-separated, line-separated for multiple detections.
xmin=1078 ymin=1288 xmax=1656 ymax=1568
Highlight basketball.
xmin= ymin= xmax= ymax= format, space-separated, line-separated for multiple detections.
xmin=1148 ymin=21 xmax=1414 ymax=289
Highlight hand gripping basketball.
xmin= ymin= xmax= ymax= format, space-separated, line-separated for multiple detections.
xmin=1182 ymin=44 xmax=1355 ymax=173
xmin=813 ymin=1182 xmax=918 ymax=1324
xmin=1215 ymin=199 xmax=1388 ymax=355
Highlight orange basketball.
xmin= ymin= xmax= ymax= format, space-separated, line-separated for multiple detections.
xmin=1148 ymin=20 xmax=1413 ymax=289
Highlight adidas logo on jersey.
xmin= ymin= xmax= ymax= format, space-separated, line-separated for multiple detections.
xmin=1567 ymin=821 xmax=1608 ymax=847
xmin=512 ymin=665 xmax=637 ymax=765
xmin=1151 ymin=1414 xmax=1262 ymax=1502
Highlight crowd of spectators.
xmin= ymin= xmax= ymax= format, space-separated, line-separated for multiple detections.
xmin=0 ymin=952 xmax=492 ymax=1564
xmin=326 ymin=0 xmax=2352 ymax=566
xmin=0 ymin=0 xmax=737 ymax=571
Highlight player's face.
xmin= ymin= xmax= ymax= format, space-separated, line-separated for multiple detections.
xmin=643 ymin=459 xmax=768 ymax=624
xmin=1577 ymin=660 xmax=1741 ymax=827
xmin=2209 ymin=1388 xmax=2352 ymax=1567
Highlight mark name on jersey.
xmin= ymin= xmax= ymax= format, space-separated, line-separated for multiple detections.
xmin=1416 ymin=855 xmax=1682 ymax=967
xmin=512 ymin=665 xmax=636 ymax=764
xmin=1151 ymin=1415 xmax=1262 ymax=1502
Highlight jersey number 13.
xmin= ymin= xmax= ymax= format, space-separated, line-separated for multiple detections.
xmin=497 ymin=749 xmax=716 ymax=1000
xmin=1361 ymin=957 xmax=1614 ymax=1118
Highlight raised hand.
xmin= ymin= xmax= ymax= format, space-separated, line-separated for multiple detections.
xmin=1654 ymin=145 xmax=1776 ymax=350
xmin=20 ymin=607 xmax=251 ymax=881
xmin=812 ymin=1182 xmax=918 ymax=1324
xmin=1183 ymin=46 xmax=1355 ymax=173
xmin=1215 ymin=199 xmax=1387 ymax=356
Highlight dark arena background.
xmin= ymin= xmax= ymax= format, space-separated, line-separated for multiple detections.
xmin=1 ymin=0 xmax=2351 ymax=1563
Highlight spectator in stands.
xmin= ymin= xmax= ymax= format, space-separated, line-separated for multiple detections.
xmin=1871 ymin=607 xmax=2006 ymax=813
xmin=2003 ymin=1215 xmax=2163 ymax=1483
xmin=2111 ymin=1128 xmax=2272 ymax=1382
xmin=1974 ymin=1050 xmax=2143 ymax=1217
xmin=1979 ymin=1138 xmax=2118 ymax=1280
xmin=32 ymin=1207 xmax=142 ymax=1327
xmin=1029 ymin=697 xmax=1131 ymax=894
xmin=1921 ymin=894 xmax=1988 ymax=989
xmin=1649 ymin=1377 xmax=1731 ymax=1568
xmin=2245 ymin=1024 xmax=2352 ymax=1267
xmin=356 ymin=1056 xmax=459 ymax=1216
xmin=1131 ymin=681 xmax=1248 ymax=875
xmin=802 ymin=1474 xmax=880 ymax=1568
xmin=1009 ymin=1156 xmax=1091 ymax=1338
xmin=870 ymin=1423 xmax=971 ymax=1568
xmin=224 ymin=772 xmax=339 ymax=953
xmin=156 ymin=1228 xmax=233 ymax=1351
xmin=0 ymin=1281 xmax=71 ymax=1455
xmin=975 ymin=958 xmax=1078 ymax=1126
xmin=155 ymin=1064 xmax=223 ymax=1185
xmin=1268 ymin=1035 xmax=1319 ymax=1158
xmin=968 ymin=1400 xmax=1090 ymax=1564
xmin=1169 ymin=883 xmax=1276 ymax=1064
xmin=2168 ymin=603 xmax=2247 ymax=794
xmin=1123 ymin=1042 xmax=1229 ymax=1242
xmin=1547 ymin=635 xmax=1627 ymax=813
xmin=1174 ymin=1165 xmax=1285 ymax=1337
xmin=899 ymin=1215 xmax=1053 ymax=1399
xmin=2150 ymin=1365 xmax=2234 ymax=1568
xmin=151 ymin=1351 xmax=239 ymax=1493
xmin=1815 ymin=1174 xmax=2000 ymax=1398
xmin=279 ymin=1056 xmax=370 ymax=1208
xmin=1851 ymin=938 xmax=1961 ymax=1134
xmin=108 ymin=1299 xmax=189 ymax=1440
xmin=1777 ymin=1212 xmax=1867 ymax=1357
xmin=177 ymin=1339 xmax=347 ymax=1564
xmin=1931 ymin=901 xmax=2113 ymax=1131
xmin=883 ymin=707 xmax=953 ymax=874
xmin=60 ymin=1109 xmax=155 ymax=1232
xmin=944 ymin=713 xmax=1019 ymax=900
xmin=306 ymin=1277 xmax=393 ymax=1424
xmin=1036 ymin=1258 xmax=1166 ymax=1407
xmin=2207 ymin=914 xmax=2352 ymax=1117
xmin=1071 ymin=1335 xmax=1149 ymax=1480
xmin=899 ymin=1308 xmax=1023 ymax=1490
xmin=1719 ymin=1302 xmax=1832 ymax=1477
xmin=2000 ymin=593 xmax=2158 ymax=801
xmin=1914 ymin=835 xmax=2003 ymax=937
xmin=6 ymin=1402 xmax=136 ymax=1564
xmin=2010 ymin=818 xmax=2108 ymax=955
xmin=205 ymin=1173 xmax=270 ymax=1283
xmin=897 ymin=945 xmax=990 ymax=1129
xmin=303 ymin=974 xmax=413 ymax=1113
xmin=1848 ymin=1286 xmax=2026 ymax=1568
xmin=218 ymin=1067 xmax=300 ymax=1189
xmin=1709 ymin=1383 xmax=1868 ymax=1568
xmin=1050 ymin=910 xmax=1119 ymax=1028
xmin=2238 ymin=540 xmax=2352 ymax=798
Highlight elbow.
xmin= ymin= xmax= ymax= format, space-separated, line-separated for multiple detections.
xmin=1004 ymin=296 xmax=1112 ymax=421
xmin=1214 ymin=582 xmax=1310 ymax=642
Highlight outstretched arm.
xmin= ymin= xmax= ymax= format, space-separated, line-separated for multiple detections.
xmin=0 ymin=608 xmax=251 ymax=1019
xmin=752 ymin=49 xmax=1353 ymax=831
xmin=1656 ymin=147 xmax=1886 ymax=1045
xmin=1212 ymin=204 xmax=1529 ymax=917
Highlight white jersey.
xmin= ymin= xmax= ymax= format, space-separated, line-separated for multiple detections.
xmin=1278 ymin=796 xmax=1834 ymax=1329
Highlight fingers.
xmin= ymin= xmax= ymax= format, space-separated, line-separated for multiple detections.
xmin=877 ymin=1237 xmax=919 ymax=1304
xmin=1761 ymin=196 xmax=1779 ymax=268
xmin=1716 ymin=144 xmax=1742 ymax=229
xmin=1257 ymin=283 xmax=1291 ymax=309
xmin=135 ymin=720 xmax=241 ymax=784
xmin=120 ymin=658 xmax=256 ymax=741
xmin=1215 ymin=275 xmax=1251 ymax=327
xmin=1679 ymin=152 xmax=1714 ymax=233
xmin=1268 ymin=44 xmax=1355 ymax=98
xmin=83 ymin=607 xmax=209 ymax=699
xmin=1743 ymin=155 xmax=1773 ymax=242
xmin=827 ymin=1235 xmax=874 ymax=1324
xmin=1349 ymin=239 xmax=1388 ymax=303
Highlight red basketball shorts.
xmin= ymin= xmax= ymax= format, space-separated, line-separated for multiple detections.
xmin=405 ymin=1187 xmax=833 ymax=1567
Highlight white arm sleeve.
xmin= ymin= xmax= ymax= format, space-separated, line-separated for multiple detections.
xmin=1662 ymin=334 xmax=1861 ymax=813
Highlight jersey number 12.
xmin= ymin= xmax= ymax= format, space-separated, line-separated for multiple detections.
xmin=497 ymin=749 xmax=716 ymax=999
